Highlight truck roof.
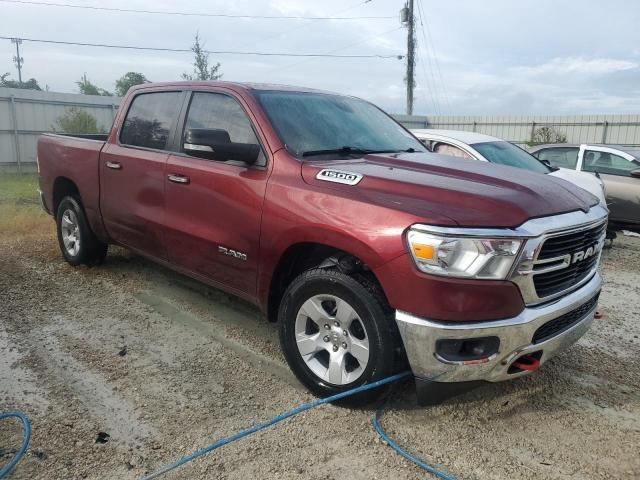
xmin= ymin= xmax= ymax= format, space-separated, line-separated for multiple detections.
xmin=131 ymin=80 xmax=335 ymax=95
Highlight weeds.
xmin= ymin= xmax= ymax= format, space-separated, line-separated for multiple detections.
xmin=0 ymin=173 xmax=52 ymax=238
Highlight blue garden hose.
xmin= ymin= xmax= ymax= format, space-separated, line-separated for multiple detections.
xmin=142 ymin=371 xmax=456 ymax=480
xmin=0 ymin=412 xmax=31 ymax=479
xmin=0 ymin=375 xmax=456 ymax=479
xmin=373 ymin=408 xmax=455 ymax=480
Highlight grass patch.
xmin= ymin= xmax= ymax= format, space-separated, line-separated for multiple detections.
xmin=0 ymin=173 xmax=39 ymax=203
xmin=0 ymin=173 xmax=52 ymax=237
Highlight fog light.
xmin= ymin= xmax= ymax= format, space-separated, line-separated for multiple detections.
xmin=436 ymin=337 xmax=500 ymax=364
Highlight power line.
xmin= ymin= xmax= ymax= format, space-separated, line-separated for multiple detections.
xmin=267 ymin=27 xmax=404 ymax=73
xmin=0 ymin=0 xmax=395 ymax=20
xmin=0 ymin=36 xmax=402 ymax=59
xmin=236 ymin=0 xmax=374 ymax=51
xmin=414 ymin=0 xmax=441 ymax=114
xmin=417 ymin=0 xmax=451 ymax=113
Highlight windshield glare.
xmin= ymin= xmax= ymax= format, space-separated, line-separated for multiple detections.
xmin=254 ymin=91 xmax=425 ymax=157
xmin=472 ymin=141 xmax=550 ymax=173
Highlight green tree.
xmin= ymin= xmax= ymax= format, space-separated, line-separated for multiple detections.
xmin=182 ymin=33 xmax=222 ymax=81
xmin=53 ymin=107 xmax=105 ymax=134
xmin=77 ymin=74 xmax=112 ymax=96
xmin=0 ymin=72 xmax=42 ymax=90
xmin=115 ymin=71 xmax=148 ymax=97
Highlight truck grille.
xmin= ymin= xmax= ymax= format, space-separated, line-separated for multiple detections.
xmin=532 ymin=293 xmax=599 ymax=344
xmin=533 ymin=222 xmax=606 ymax=298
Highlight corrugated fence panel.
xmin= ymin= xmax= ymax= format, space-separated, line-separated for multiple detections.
xmin=393 ymin=113 xmax=640 ymax=147
xmin=0 ymin=87 xmax=120 ymax=165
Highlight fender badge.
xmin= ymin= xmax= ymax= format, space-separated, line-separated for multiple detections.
xmin=315 ymin=169 xmax=363 ymax=186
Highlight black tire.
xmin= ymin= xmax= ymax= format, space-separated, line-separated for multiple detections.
xmin=56 ymin=196 xmax=108 ymax=267
xmin=278 ymin=268 xmax=401 ymax=406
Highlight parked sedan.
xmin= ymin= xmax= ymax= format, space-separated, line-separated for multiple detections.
xmin=411 ymin=129 xmax=607 ymax=207
xmin=529 ymin=144 xmax=640 ymax=232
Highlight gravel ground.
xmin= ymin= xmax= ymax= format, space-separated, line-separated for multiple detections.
xmin=1 ymin=220 xmax=639 ymax=479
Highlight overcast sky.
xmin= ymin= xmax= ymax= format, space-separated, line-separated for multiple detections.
xmin=2 ymin=0 xmax=639 ymax=115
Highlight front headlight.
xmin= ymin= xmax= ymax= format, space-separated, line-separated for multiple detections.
xmin=407 ymin=228 xmax=523 ymax=279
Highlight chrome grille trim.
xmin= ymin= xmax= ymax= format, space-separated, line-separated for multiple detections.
xmin=509 ymin=206 xmax=608 ymax=305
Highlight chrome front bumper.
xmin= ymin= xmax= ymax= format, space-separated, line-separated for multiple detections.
xmin=396 ymin=272 xmax=602 ymax=383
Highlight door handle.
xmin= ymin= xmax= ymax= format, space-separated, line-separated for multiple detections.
xmin=167 ymin=174 xmax=190 ymax=184
xmin=105 ymin=161 xmax=122 ymax=170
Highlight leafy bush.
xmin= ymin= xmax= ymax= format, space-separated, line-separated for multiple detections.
xmin=53 ymin=108 xmax=105 ymax=134
xmin=529 ymin=126 xmax=567 ymax=146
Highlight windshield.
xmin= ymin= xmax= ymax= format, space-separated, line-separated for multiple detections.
xmin=472 ymin=141 xmax=550 ymax=174
xmin=253 ymin=91 xmax=425 ymax=157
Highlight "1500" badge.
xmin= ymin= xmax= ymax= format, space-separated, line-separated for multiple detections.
xmin=315 ymin=169 xmax=363 ymax=186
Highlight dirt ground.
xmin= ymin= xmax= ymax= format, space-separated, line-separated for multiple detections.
xmin=1 ymin=175 xmax=639 ymax=479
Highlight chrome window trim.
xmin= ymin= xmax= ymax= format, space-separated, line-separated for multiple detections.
xmin=412 ymin=204 xmax=608 ymax=305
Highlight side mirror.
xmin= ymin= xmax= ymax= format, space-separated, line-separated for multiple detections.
xmin=630 ymin=169 xmax=640 ymax=179
xmin=184 ymin=128 xmax=260 ymax=165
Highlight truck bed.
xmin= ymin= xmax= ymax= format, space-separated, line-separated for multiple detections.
xmin=37 ymin=133 xmax=106 ymax=235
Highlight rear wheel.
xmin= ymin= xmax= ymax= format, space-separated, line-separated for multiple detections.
xmin=56 ymin=196 xmax=107 ymax=266
xmin=278 ymin=268 xmax=400 ymax=405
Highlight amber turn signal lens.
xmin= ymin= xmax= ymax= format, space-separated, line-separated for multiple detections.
xmin=412 ymin=243 xmax=435 ymax=261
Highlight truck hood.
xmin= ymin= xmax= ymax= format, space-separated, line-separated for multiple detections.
xmin=301 ymin=152 xmax=599 ymax=228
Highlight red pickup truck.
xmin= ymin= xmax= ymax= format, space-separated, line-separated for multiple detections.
xmin=37 ymin=82 xmax=607 ymax=404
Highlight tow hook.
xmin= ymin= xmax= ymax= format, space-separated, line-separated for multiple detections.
xmin=594 ymin=310 xmax=603 ymax=320
xmin=511 ymin=353 xmax=541 ymax=372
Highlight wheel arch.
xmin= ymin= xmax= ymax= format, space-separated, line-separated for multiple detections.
xmin=52 ymin=176 xmax=80 ymax=215
xmin=264 ymin=241 xmax=389 ymax=323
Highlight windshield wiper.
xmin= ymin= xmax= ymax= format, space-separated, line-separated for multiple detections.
xmin=301 ymin=146 xmax=395 ymax=157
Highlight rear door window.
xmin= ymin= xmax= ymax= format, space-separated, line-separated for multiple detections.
xmin=433 ymin=142 xmax=472 ymax=159
xmin=120 ymin=92 xmax=181 ymax=150
xmin=583 ymin=150 xmax=639 ymax=177
xmin=535 ymin=147 xmax=579 ymax=169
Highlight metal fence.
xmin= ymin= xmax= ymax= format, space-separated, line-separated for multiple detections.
xmin=0 ymin=87 xmax=120 ymax=170
xmin=392 ymin=114 xmax=640 ymax=146
xmin=2 ymin=86 xmax=640 ymax=170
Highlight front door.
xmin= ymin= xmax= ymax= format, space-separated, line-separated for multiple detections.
xmin=581 ymin=148 xmax=640 ymax=226
xmin=100 ymin=90 xmax=183 ymax=259
xmin=163 ymin=90 xmax=269 ymax=297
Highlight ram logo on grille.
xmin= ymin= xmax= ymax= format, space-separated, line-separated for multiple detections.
xmin=571 ymin=242 xmax=603 ymax=264
xmin=315 ymin=169 xmax=363 ymax=185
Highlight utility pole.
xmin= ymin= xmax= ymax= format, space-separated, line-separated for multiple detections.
xmin=12 ymin=38 xmax=23 ymax=83
xmin=401 ymin=1 xmax=415 ymax=115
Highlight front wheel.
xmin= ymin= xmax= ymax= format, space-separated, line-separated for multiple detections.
xmin=56 ymin=196 xmax=108 ymax=266
xmin=278 ymin=268 xmax=401 ymax=405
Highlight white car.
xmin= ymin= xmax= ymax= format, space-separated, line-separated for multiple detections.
xmin=410 ymin=129 xmax=607 ymax=207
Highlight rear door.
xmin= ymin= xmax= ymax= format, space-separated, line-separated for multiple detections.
xmin=100 ymin=90 xmax=184 ymax=259
xmin=580 ymin=147 xmax=640 ymax=226
xmin=163 ymin=90 xmax=270 ymax=297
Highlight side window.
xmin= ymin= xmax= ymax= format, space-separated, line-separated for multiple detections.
xmin=536 ymin=147 xmax=579 ymax=169
xmin=120 ymin=92 xmax=181 ymax=150
xmin=183 ymin=92 xmax=265 ymax=166
xmin=583 ymin=150 xmax=638 ymax=176
xmin=433 ymin=142 xmax=472 ymax=159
